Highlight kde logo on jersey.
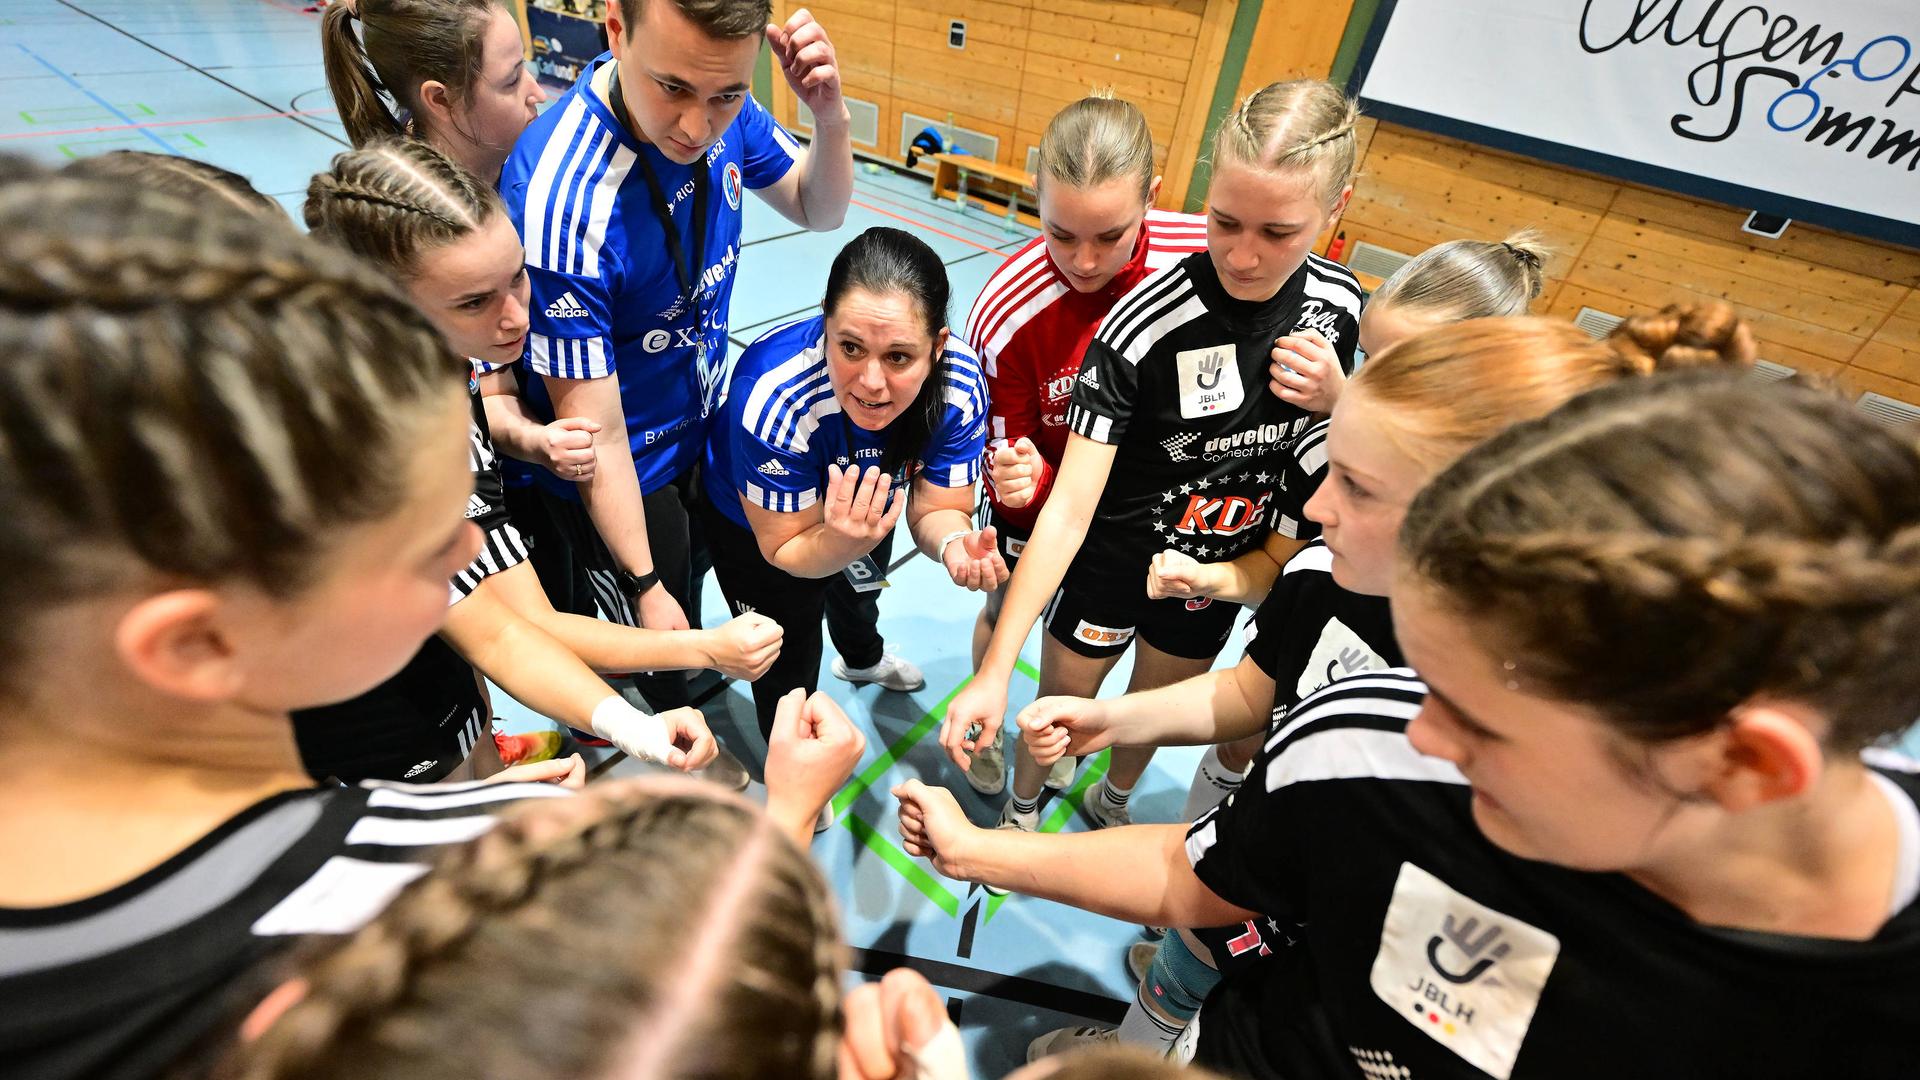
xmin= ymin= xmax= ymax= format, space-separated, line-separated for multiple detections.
xmin=723 ymin=161 xmax=744 ymax=211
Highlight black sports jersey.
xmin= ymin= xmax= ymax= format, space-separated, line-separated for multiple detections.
xmin=1243 ymin=539 xmax=1399 ymax=719
xmin=1066 ymin=251 xmax=1359 ymax=568
xmin=1266 ymin=416 xmax=1328 ymax=543
xmin=292 ymin=635 xmax=487 ymax=783
xmin=0 ymin=778 xmax=572 ymax=1080
xmin=1193 ymin=539 xmax=1401 ymax=978
xmin=1185 ymin=672 xmax=1920 ymax=1080
xmin=454 ymin=362 xmax=529 ymax=602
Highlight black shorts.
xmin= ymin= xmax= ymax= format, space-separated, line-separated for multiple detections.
xmin=980 ymin=504 xmax=1032 ymax=575
xmin=1042 ymin=547 xmax=1240 ymax=660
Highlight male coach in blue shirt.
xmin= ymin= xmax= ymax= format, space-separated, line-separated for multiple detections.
xmin=495 ymin=0 xmax=853 ymax=713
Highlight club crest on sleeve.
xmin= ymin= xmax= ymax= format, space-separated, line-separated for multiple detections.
xmin=723 ymin=161 xmax=743 ymax=211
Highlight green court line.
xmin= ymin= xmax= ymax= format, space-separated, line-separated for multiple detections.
xmin=826 ymin=657 xmax=1048 ymax=918
xmin=843 ymin=811 xmax=961 ymax=917
xmin=984 ymin=749 xmax=1110 ymax=922
xmin=57 ymin=130 xmax=202 ymax=157
xmin=22 ymin=102 xmax=154 ymax=124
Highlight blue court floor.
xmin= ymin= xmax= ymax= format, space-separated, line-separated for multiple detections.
xmin=0 ymin=2 xmax=1216 ymax=1074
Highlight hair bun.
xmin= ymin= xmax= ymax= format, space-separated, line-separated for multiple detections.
xmin=1608 ymin=301 xmax=1756 ymax=375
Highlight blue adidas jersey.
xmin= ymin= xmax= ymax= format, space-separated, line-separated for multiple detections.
xmin=703 ymin=315 xmax=988 ymax=530
xmin=498 ymin=53 xmax=801 ymax=496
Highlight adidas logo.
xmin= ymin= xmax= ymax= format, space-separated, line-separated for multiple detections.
xmin=402 ymin=759 xmax=439 ymax=779
xmin=1079 ymin=366 xmax=1101 ymax=390
xmin=544 ymin=291 xmax=590 ymax=319
xmin=464 ymin=493 xmax=490 ymax=519
xmin=756 ymin=459 xmax=790 ymax=476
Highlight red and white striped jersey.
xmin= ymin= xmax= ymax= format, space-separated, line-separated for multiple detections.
xmin=964 ymin=209 xmax=1208 ymax=531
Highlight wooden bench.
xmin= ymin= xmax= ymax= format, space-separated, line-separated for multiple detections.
xmin=928 ymin=153 xmax=1040 ymax=232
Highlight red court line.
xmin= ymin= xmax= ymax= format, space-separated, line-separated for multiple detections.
xmin=848 ymin=197 xmax=1002 ymax=255
xmin=0 ymin=108 xmax=337 ymax=142
xmin=852 ymin=182 xmax=1026 ymax=246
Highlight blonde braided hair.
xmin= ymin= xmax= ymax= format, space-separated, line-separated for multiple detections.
xmin=0 ymin=165 xmax=463 ymax=697
xmin=216 ymin=779 xmax=846 ymax=1080
xmin=1212 ymin=79 xmax=1360 ymax=208
xmin=1402 ymin=369 xmax=1920 ymax=751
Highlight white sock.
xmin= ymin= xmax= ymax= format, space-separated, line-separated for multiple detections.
xmin=1179 ymin=745 xmax=1248 ymax=822
xmin=1009 ymin=792 xmax=1040 ymax=825
xmin=1116 ymin=983 xmax=1186 ymax=1054
xmin=1098 ymin=777 xmax=1133 ymax=808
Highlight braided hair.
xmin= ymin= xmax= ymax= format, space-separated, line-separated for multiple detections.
xmin=1402 ymin=370 xmax=1920 ymax=752
xmin=212 ymin=779 xmax=845 ymax=1080
xmin=305 ymin=137 xmax=503 ymax=275
xmin=0 ymin=160 xmax=464 ymax=699
xmin=1211 ymin=79 xmax=1361 ymax=208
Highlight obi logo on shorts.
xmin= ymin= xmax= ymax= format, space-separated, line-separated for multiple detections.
xmin=1073 ymin=620 xmax=1134 ymax=647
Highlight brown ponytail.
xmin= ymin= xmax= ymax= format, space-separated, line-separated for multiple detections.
xmin=1402 ymin=372 xmax=1920 ymax=752
xmin=320 ymin=0 xmax=499 ymax=148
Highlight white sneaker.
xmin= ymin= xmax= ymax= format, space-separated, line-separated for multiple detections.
xmin=964 ymin=737 xmax=1005 ymax=795
xmin=1043 ymin=754 xmax=1078 ymax=791
xmin=1127 ymin=940 xmax=1158 ymax=985
xmin=1081 ymin=779 xmax=1131 ymax=829
xmin=1027 ymin=1025 xmax=1116 ymax=1063
xmin=813 ymin=802 xmax=837 ymax=834
xmin=983 ymin=800 xmax=1035 ymax=897
xmin=832 ymin=644 xmax=926 ymax=692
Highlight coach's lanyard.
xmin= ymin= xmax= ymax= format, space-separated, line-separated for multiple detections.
xmin=609 ymin=66 xmax=716 ymax=402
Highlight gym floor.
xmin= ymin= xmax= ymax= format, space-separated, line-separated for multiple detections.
xmin=0 ymin=2 xmax=1213 ymax=1074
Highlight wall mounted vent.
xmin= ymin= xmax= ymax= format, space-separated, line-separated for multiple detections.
xmin=1026 ymin=145 xmax=1040 ymax=176
xmin=1573 ymin=306 xmax=1625 ymax=339
xmin=1748 ymin=358 xmax=1797 ymax=383
xmin=1857 ymin=391 xmax=1920 ymax=428
xmin=798 ymin=96 xmax=879 ymax=147
xmin=900 ymin=111 xmax=999 ymax=163
xmin=1346 ymin=241 xmax=1413 ymax=281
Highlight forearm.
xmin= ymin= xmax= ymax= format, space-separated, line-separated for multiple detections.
xmin=1101 ymin=666 xmax=1270 ymax=749
xmin=481 ymin=393 xmax=550 ymax=467
xmin=579 ymin=440 xmax=656 ymax=573
xmin=978 ymin=497 xmax=1089 ymax=675
xmin=797 ymin=116 xmax=853 ymax=231
xmin=909 ymin=503 xmax=973 ymax=562
xmin=440 ymin=591 xmax=619 ymax=732
xmin=769 ymin=522 xmax=875 ymax=579
xmin=954 ymin=823 xmax=1255 ymax=928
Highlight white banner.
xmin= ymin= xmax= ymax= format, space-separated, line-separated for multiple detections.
xmin=1356 ymin=0 xmax=1920 ymax=243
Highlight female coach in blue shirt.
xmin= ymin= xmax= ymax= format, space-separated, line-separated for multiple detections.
xmin=703 ymin=227 xmax=1008 ymax=739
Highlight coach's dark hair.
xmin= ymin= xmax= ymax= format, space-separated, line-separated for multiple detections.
xmin=209 ymin=779 xmax=843 ymax=1080
xmin=618 ymin=0 xmax=770 ymax=39
xmin=0 ymin=162 xmax=465 ymax=700
xmin=822 ymin=227 xmax=953 ymax=475
xmin=322 ymin=0 xmax=500 ymax=148
xmin=64 ymin=152 xmax=286 ymax=220
xmin=304 ymin=138 xmax=504 ymax=277
xmin=1402 ymin=372 xmax=1920 ymax=754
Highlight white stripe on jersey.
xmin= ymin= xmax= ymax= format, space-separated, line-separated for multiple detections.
xmin=251 ymin=857 xmax=431 ymax=937
xmin=524 ymin=98 xmax=634 ymax=279
xmin=1302 ymin=267 xmax=1363 ymax=320
xmin=1295 ymin=420 xmax=1329 ymax=473
xmin=1282 ymin=543 xmax=1335 ymax=576
xmin=1098 ymin=264 xmax=1190 ymax=357
xmin=743 ymin=340 xmax=832 ymax=450
xmin=343 ymin=814 xmax=498 ymax=848
xmin=968 ymin=243 xmax=1067 ymax=370
xmin=581 ymin=139 xmax=635 ymax=278
xmin=366 ymin=783 xmax=573 ymax=812
xmin=1265 ymin=727 xmax=1468 ymax=793
xmin=522 ymin=96 xmax=588 ymax=270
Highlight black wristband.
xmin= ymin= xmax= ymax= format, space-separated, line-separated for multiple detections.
xmin=615 ymin=568 xmax=660 ymax=597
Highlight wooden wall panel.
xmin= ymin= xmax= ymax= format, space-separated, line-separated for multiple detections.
xmin=1233 ymin=0 xmax=1354 ymax=101
xmin=1333 ymin=121 xmax=1920 ymax=403
xmin=771 ymin=0 xmax=1226 ymax=207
